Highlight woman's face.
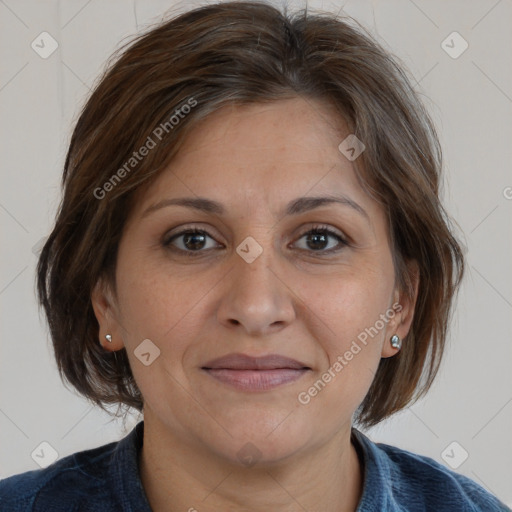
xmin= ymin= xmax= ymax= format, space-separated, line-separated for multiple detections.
xmin=93 ymin=97 xmax=416 ymax=464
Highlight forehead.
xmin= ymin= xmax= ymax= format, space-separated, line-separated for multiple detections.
xmin=169 ymin=97 xmax=348 ymax=176
xmin=132 ymin=97 xmax=378 ymax=222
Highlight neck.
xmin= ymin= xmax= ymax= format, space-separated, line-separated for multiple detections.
xmin=139 ymin=411 xmax=363 ymax=512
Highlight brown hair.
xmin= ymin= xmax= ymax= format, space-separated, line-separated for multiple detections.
xmin=37 ymin=0 xmax=465 ymax=427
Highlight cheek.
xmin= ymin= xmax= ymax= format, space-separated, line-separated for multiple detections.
xmin=114 ymin=249 xmax=186 ymax=343
xmin=113 ymin=254 xmax=205 ymax=412
xmin=296 ymin=262 xmax=394 ymax=408
xmin=114 ymin=247 xmax=220 ymax=368
xmin=306 ymin=263 xmax=394 ymax=348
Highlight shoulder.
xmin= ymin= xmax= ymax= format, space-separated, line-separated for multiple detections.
xmin=0 ymin=439 xmax=119 ymax=511
xmin=381 ymin=442 xmax=508 ymax=510
xmin=352 ymin=429 xmax=511 ymax=511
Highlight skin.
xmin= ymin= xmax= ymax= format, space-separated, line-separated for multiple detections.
xmin=92 ymin=97 xmax=418 ymax=512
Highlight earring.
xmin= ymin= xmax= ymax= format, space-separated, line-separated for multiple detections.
xmin=390 ymin=334 xmax=401 ymax=350
xmin=105 ymin=334 xmax=112 ymax=343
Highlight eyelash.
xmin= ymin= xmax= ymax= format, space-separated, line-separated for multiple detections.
xmin=162 ymin=224 xmax=348 ymax=258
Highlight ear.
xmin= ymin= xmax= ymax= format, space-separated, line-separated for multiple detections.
xmin=91 ymin=278 xmax=125 ymax=352
xmin=381 ymin=259 xmax=420 ymax=358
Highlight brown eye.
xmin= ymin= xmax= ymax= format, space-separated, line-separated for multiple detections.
xmin=162 ymin=224 xmax=347 ymax=258
xmin=293 ymin=226 xmax=347 ymax=253
xmin=163 ymin=229 xmax=221 ymax=254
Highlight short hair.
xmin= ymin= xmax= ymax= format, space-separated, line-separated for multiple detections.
xmin=37 ymin=0 xmax=465 ymax=428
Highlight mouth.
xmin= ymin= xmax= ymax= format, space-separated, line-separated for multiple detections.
xmin=201 ymin=353 xmax=311 ymax=392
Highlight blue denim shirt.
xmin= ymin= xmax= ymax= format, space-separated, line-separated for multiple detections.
xmin=1 ymin=421 xmax=509 ymax=511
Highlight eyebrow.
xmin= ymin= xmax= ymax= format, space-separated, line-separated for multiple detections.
xmin=142 ymin=194 xmax=369 ymax=221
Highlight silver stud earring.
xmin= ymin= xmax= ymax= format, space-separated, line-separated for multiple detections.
xmin=105 ymin=334 xmax=112 ymax=343
xmin=390 ymin=334 xmax=401 ymax=350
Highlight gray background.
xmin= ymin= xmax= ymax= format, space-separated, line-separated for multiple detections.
xmin=1 ymin=0 xmax=511 ymax=506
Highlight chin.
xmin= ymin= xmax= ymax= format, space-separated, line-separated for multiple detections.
xmin=201 ymin=412 xmax=318 ymax=468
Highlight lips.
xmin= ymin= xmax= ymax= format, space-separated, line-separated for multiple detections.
xmin=202 ymin=353 xmax=310 ymax=371
xmin=202 ymin=353 xmax=311 ymax=391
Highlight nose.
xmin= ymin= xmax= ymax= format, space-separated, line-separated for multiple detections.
xmin=216 ymin=236 xmax=296 ymax=337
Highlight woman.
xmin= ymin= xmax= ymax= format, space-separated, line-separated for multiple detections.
xmin=1 ymin=1 xmax=509 ymax=510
